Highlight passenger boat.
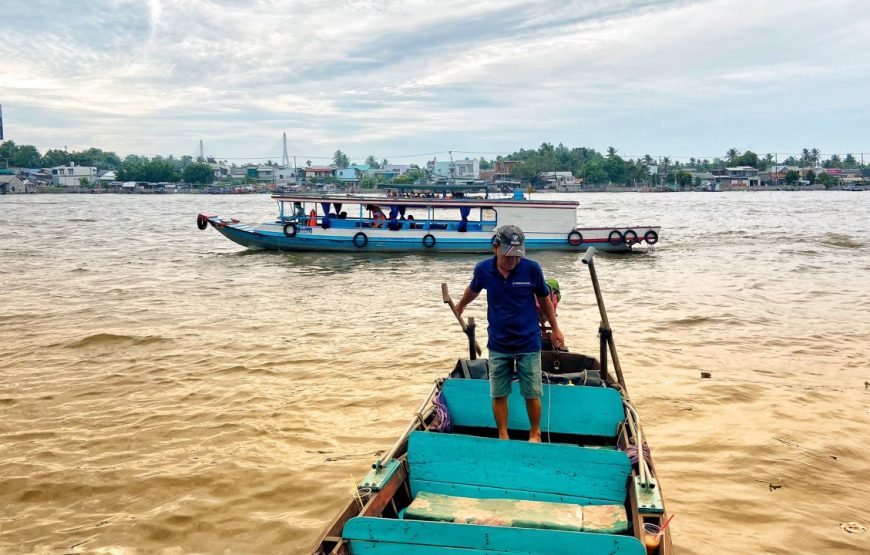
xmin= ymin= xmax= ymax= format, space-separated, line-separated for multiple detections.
xmin=312 ymin=249 xmax=673 ymax=554
xmin=196 ymin=190 xmax=660 ymax=253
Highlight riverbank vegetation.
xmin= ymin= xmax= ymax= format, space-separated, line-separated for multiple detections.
xmin=2 ymin=140 xmax=866 ymax=188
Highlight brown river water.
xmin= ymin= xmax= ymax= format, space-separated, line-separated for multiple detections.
xmin=1 ymin=191 xmax=868 ymax=554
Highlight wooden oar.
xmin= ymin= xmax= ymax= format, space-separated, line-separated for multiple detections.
xmin=582 ymin=248 xmax=628 ymax=392
xmin=441 ymin=283 xmax=483 ymax=356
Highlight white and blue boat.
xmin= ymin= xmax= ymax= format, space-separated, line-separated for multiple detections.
xmin=197 ymin=191 xmax=660 ymax=253
xmin=312 ymin=250 xmax=673 ymax=554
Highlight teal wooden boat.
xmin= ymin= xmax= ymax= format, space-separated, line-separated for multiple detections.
xmin=313 ymin=249 xmax=673 ymax=554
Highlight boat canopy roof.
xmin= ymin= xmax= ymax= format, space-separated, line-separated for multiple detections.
xmin=271 ymin=193 xmax=578 ymax=209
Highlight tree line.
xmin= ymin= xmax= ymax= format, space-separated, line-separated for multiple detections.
xmin=0 ymin=141 xmax=215 ymax=184
xmin=3 ymin=139 xmax=865 ymax=188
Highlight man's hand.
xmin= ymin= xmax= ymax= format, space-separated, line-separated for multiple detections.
xmin=551 ymin=327 xmax=565 ymax=350
xmin=454 ymin=287 xmax=479 ymax=319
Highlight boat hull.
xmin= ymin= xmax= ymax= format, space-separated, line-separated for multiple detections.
xmin=204 ymin=216 xmax=656 ymax=254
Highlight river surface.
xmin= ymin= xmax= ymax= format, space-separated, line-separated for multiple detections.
xmin=1 ymin=191 xmax=868 ymax=554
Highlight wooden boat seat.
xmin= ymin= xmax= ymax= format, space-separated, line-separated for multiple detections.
xmin=342 ymin=517 xmax=645 ymax=554
xmin=440 ymin=378 xmax=625 ymax=438
xmin=407 ymin=432 xmax=631 ymax=506
xmin=403 ymin=491 xmax=628 ymax=534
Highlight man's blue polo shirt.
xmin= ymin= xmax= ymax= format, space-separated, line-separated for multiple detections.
xmin=469 ymin=256 xmax=550 ymax=354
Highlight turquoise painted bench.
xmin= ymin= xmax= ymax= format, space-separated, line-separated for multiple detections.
xmin=343 ymin=517 xmax=645 ymax=554
xmin=407 ymin=431 xmax=631 ymax=506
xmin=441 ymin=378 xmax=625 ymax=438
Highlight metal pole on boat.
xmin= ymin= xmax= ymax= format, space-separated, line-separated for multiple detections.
xmin=581 ymin=248 xmax=628 ymax=392
xmin=374 ymin=381 xmax=440 ymax=471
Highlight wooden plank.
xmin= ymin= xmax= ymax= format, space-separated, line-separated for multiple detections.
xmin=408 ymin=432 xmax=630 ymax=504
xmin=343 ymin=517 xmax=645 ymax=554
xmin=362 ymin=463 xmax=408 ymax=517
xmin=409 ymin=479 xmax=616 ymax=506
xmin=441 ymin=379 xmax=624 ymax=438
xmin=346 ymin=543 xmax=514 ymax=554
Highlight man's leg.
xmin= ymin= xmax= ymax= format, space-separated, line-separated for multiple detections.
xmin=517 ymin=351 xmax=543 ymax=442
xmin=492 ymin=397 xmax=510 ymax=440
xmin=488 ymin=350 xmax=513 ymax=440
xmin=525 ymin=398 xmax=542 ymax=443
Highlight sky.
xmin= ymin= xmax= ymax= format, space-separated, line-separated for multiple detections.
xmin=1 ymin=0 xmax=869 ymax=165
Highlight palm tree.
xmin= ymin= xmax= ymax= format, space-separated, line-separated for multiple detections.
xmin=726 ymin=148 xmax=740 ymax=163
xmin=810 ymin=148 xmax=821 ymax=167
xmin=643 ymin=154 xmax=654 ymax=166
xmin=606 ymin=146 xmax=617 ymax=159
xmin=801 ymin=148 xmax=810 ymax=167
xmin=332 ymin=150 xmax=350 ymax=169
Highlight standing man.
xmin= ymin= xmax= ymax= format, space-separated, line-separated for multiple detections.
xmin=455 ymin=225 xmax=564 ymax=442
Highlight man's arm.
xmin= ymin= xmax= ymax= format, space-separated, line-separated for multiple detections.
xmin=539 ymin=294 xmax=565 ymax=349
xmin=455 ymin=286 xmax=480 ymax=317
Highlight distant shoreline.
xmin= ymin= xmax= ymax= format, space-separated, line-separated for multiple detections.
xmin=4 ymin=185 xmax=847 ymax=195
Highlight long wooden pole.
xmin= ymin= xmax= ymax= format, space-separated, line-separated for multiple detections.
xmin=582 ymin=248 xmax=628 ymax=392
xmin=441 ymin=283 xmax=483 ymax=356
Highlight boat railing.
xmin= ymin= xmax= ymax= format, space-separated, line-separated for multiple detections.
xmin=276 ymin=215 xmax=498 ymax=233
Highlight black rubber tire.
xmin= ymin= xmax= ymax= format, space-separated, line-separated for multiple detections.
xmin=283 ymin=223 xmax=297 ymax=238
xmin=422 ymin=234 xmax=436 ymax=248
xmin=567 ymin=230 xmax=583 ymax=246
xmin=608 ymin=230 xmax=624 ymax=245
xmin=196 ymin=215 xmax=208 ymax=230
xmin=623 ymin=229 xmax=639 ymax=245
xmin=353 ymin=232 xmax=368 ymax=248
xmin=644 ymin=230 xmax=659 ymax=245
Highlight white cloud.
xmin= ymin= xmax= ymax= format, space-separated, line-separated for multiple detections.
xmin=1 ymin=0 xmax=868 ymax=160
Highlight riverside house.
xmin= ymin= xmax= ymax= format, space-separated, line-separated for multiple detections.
xmin=51 ymin=163 xmax=97 ymax=187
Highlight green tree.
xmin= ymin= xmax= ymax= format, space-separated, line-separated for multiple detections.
xmin=675 ymin=170 xmax=692 ymax=189
xmin=603 ymin=155 xmax=626 ymax=184
xmin=332 ymin=150 xmax=350 ymax=169
xmin=182 ymin=162 xmax=215 ymax=185
xmin=844 ymin=153 xmax=857 ymax=168
xmin=579 ymin=161 xmax=608 ymax=184
xmin=726 ymin=148 xmax=740 ymax=163
xmin=806 ymin=169 xmax=816 ymax=185
xmin=817 ymin=172 xmax=835 ymax=189
xmin=365 ymin=155 xmax=380 ymax=169
xmin=479 ymin=157 xmax=492 ymax=170
xmin=606 ymin=146 xmax=617 ymax=159
xmin=785 ymin=170 xmax=800 ymax=185
xmin=11 ymin=144 xmax=40 ymax=167
xmin=734 ymin=150 xmax=760 ymax=168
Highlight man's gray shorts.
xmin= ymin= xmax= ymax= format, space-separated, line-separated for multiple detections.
xmin=488 ymin=349 xmax=543 ymax=399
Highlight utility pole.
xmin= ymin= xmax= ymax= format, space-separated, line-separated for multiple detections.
xmin=282 ymin=132 xmax=290 ymax=166
xmin=198 ymin=140 xmax=204 ymax=162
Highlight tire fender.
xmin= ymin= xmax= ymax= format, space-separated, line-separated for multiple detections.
xmin=608 ymin=229 xmax=623 ymax=245
xmin=567 ymin=230 xmax=583 ymax=246
xmin=353 ymin=232 xmax=368 ymax=248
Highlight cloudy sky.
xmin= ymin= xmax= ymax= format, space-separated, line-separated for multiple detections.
xmin=1 ymin=0 xmax=868 ymax=164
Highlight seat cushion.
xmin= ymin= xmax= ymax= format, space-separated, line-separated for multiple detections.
xmin=404 ymin=491 xmax=627 ymax=534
